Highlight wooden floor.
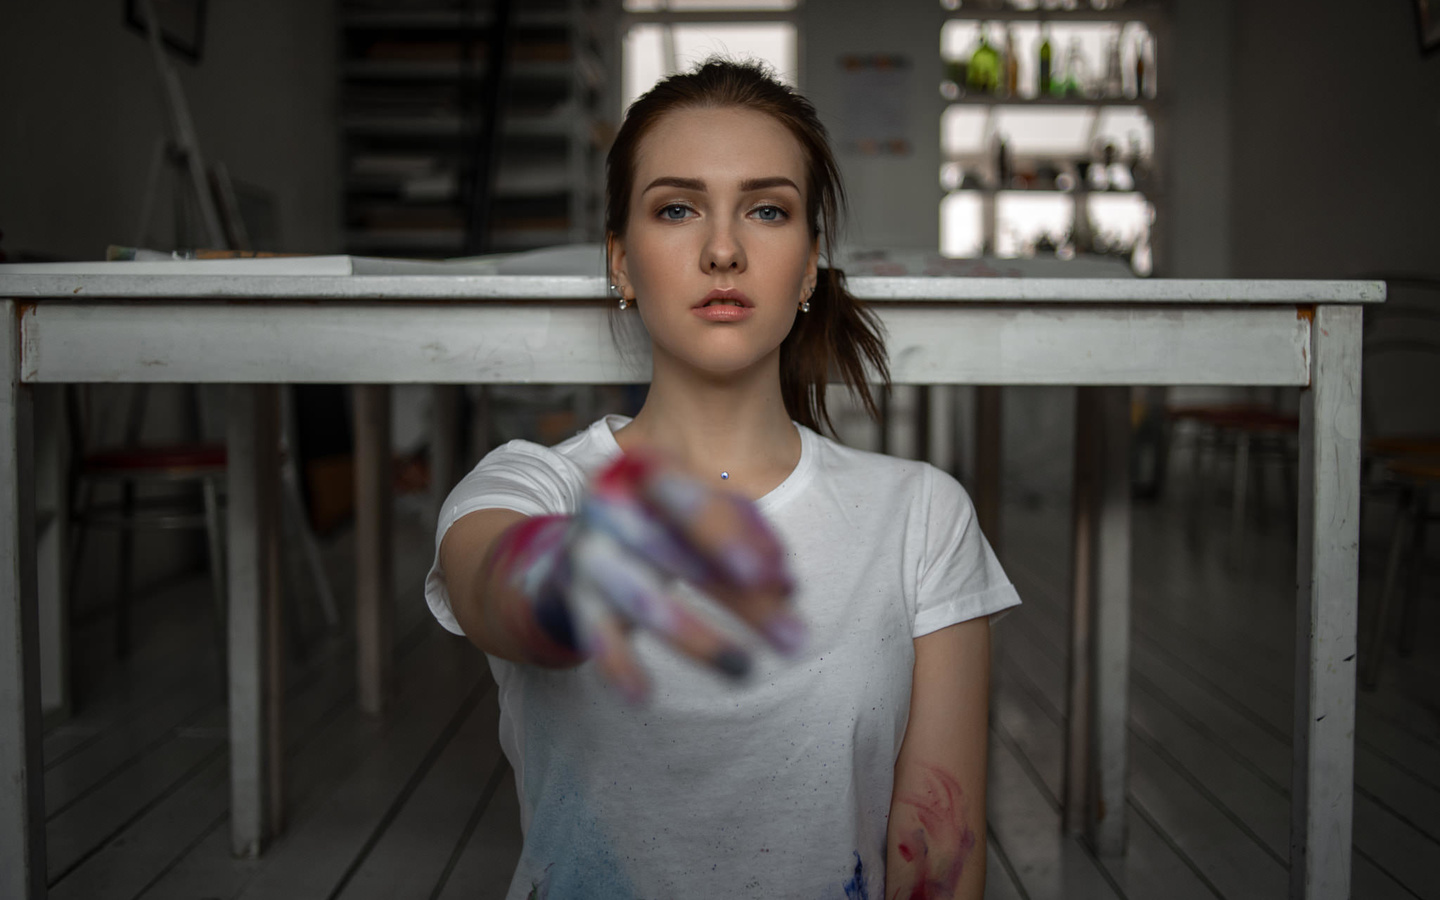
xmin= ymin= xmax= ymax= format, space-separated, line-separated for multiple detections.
xmin=42 ymin=483 xmax=1440 ymax=899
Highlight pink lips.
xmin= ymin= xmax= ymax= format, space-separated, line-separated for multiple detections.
xmin=692 ymin=288 xmax=753 ymax=322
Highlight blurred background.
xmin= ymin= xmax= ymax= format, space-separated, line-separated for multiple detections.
xmin=3 ymin=1 xmax=1439 ymax=897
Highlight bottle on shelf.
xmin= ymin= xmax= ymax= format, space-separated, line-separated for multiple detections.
xmin=994 ymin=133 xmax=1012 ymax=190
xmin=1132 ymin=33 xmax=1154 ymax=99
xmin=1103 ymin=34 xmax=1124 ymax=98
xmin=968 ymin=24 xmax=1001 ymax=95
xmin=1038 ymin=24 xmax=1053 ymax=97
xmin=1050 ymin=43 xmax=1068 ymax=97
xmin=1127 ymin=133 xmax=1150 ymax=192
xmin=1101 ymin=141 xmax=1132 ymax=190
xmin=1141 ymin=33 xmax=1157 ymax=97
xmin=1087 ymin=145 xmax=1109 ymax=190
xmin=1003 ymin=26 xmax=1019 ymax=98
xmin=1064 ymin=37 xmax=1088 ymax=97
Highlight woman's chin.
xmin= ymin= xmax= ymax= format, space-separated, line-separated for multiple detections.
xmin=661 ymin=346 xmax=781 ymax=381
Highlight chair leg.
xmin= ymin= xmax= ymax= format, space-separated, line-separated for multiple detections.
xmin=1255 ymin=436 xmax=1277 ymax=534
xmin=116 ymin=481 xmax=137 ymax=658
xmin=1283 ymin=434 xmax=1299 ymax=539
xmin=1185 ymin=424 xmax=1209 ymax=540
xmin=1230 ymin=431 xmax=1251 ymax=562
xmin=282 ymin=470 xmax=338 ymax=631
xmin=1398 ymin=489 xmax=1428 ymax=657
xmin=202 ymin=476 xmax=228 ymax=683
xmin=1362 ymin=486 xmax=1414 ymax=690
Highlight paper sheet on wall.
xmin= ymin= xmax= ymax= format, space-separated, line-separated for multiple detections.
xmin=838 ymin=54 xmax=913 ymax=156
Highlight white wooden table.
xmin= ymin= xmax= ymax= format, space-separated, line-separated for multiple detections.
xmin=0 ymin=269 xmax=1381 ymax=900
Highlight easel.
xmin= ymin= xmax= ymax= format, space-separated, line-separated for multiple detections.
xmin=132 ymin=0 xmax=245 ymax=251
xmin=68 ymin=0 xmax=340 ymax=673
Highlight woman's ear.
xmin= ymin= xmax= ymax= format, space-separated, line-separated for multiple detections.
xmin=806 ymin=236 xmax=820 ymax=292
xmin=607 ymin=233 xmax=632 ymax=299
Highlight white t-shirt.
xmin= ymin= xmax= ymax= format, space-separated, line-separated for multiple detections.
xmin=425 ymin=415 xmax=1021 ymax=900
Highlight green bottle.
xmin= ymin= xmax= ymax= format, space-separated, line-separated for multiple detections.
xmin=968 ymin=25 xmax=1001 ymax=95
xmin=1038 ymin=25 xmax=1053 ymax=97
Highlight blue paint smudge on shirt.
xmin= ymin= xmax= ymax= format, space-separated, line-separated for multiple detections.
xmin=842 ymin=851 xmax=871 ymax=900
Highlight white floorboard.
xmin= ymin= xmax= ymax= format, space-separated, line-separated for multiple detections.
xmin=37 ymin=482 xmax=1440 ymax=899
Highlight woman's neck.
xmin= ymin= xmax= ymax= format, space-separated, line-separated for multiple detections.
xmin=615 ymin=349 xmax=800 ymax=491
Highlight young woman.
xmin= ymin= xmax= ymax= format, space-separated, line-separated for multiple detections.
xmin=428 ymin=59 xmax=1020 ymax=900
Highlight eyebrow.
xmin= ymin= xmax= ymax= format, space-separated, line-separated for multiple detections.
xmin=641 ymin=175 xmax=802 ymax=194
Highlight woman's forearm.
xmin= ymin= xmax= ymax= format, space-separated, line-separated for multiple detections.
xmin=884 ymin=618 xmax=991 ymax=900
xmin=884 ymin=760 xmax=984 ymax=900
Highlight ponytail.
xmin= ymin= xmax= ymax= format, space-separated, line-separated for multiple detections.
xmin=779 ymin=265 xmax=890 ymax=435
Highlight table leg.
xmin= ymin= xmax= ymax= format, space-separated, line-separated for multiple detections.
xmin=1064 ymin=387 xmax=1097 ymax=837
xmin=974 ymin=386 xmax=1002 ymax=556
xmin=354 ymin=385 xmax=394 ymax=716
xmin=1291 ymin=305 xmax=1361 ymax=899
xmin=1091 ymin=386 xmax=1132 ymax=856
xmin=914 ymin=384 xmax=932 ymax=465
xmin=0 ymin=302 xmax=45 ymax=899
xmin=431 ymin=384 xmax=461 ymax=522
xmin=1065 ymin=386 xmax=1131 ymax=856
xmin=928 ymin=384 xmax=955 ymax=476
xmin=227 ymin=384 xmax=283 ymax=857
xmin=36 ymin=385 xmax=70 ymax=724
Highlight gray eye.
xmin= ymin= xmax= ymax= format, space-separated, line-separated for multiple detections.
xmin=661 ymin=204 xmax=690 ymax=220
xmin=754 ymin=206 xmax=783 ymax=221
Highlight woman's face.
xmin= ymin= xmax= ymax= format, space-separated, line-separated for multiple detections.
xmin=610 ymin=106 xmax=819 ymax=379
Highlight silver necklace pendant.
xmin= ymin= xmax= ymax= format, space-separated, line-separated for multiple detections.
xmin=720 ymin=471 xmax=729 ymax=480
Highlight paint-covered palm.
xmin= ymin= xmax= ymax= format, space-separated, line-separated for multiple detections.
xmin=555 ymin=449 xmax=805 ymax=701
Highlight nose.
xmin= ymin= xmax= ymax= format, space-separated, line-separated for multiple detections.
xmin=702 ymin=218 xmax=746 ymax=274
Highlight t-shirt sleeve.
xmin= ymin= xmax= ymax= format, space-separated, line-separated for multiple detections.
xmin=424 ymin=440 xmax=587 ymax=636
xmin=913 ymin=465 xmax=1022 ymax=638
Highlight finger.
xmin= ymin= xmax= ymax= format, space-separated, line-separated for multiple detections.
xmin=703 ymin=579 xmax=808 ymax=657
xmin=572 ymin=530 xmax=752 ymax=678
xmin=568 ymin=575 xmax=648 ymax=704
xmin=589 ymin=452 xmax=806 ymax=656
xmin=636 ymin=479 xmax=805 ymax=654
xmin=578 ymin=487 xmax=714 ymax=587
xmin=642 ymin=471 xmax=793 ymax=595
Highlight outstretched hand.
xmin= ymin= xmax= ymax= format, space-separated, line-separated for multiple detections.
xmin=503 ymin=451 xmax=805 ymax=702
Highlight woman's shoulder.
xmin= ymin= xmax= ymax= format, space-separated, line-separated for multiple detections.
xmin=807 ymin=427 xmax=936 ymax=482
xmin=804 ymin=428 xmax=965 ymax=504
xmin=449 ymin=416 xmax=623 ymax=515
xmin=486 ymin=415 xmax=622 ymax=469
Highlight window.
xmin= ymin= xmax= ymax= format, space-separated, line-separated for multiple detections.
xmin=619 ymin=2 xmax=800 ymax=113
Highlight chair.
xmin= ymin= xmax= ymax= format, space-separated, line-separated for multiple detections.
xmin=71 ymin=436 xmax=228 ymax=658
xmin=1165 ymin=398 xmax=1299 ymax=551
xmin=68 ymin=385 xmax=338 ymax=667
xmin=1361 ymin=455 xmax=1439 ymax=689
xmin=1356 ymin=278 xmax=1440 ymax=689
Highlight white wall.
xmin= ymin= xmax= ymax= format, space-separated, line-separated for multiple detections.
xmin=1166 ymin=0 xmax=1233 ymax=278
xmin=801 ymin=0 xmax=944 ymax=251
xmin=1 ymin=0 xmax=340 ymax=260
xmin=1230 ymin=0 xmax=1440 ymax=281
xmin=1229 ymin=0 xmax=1440 ymax=444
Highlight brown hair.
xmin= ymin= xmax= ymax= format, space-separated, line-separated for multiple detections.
xmin=605 ymin=58 xmax=890 ymax=436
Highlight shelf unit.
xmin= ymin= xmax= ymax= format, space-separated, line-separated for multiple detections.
xmin=340 ymin=0 xmax=613 ymax=258
xmin=939 ymin=2 xmax=1170 ymax=274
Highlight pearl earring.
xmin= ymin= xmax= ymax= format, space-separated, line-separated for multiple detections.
xmin=619 ymin=296 xmax=629 ymax=310
xmin=800 ymin=286 xmax=812 ymax=313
